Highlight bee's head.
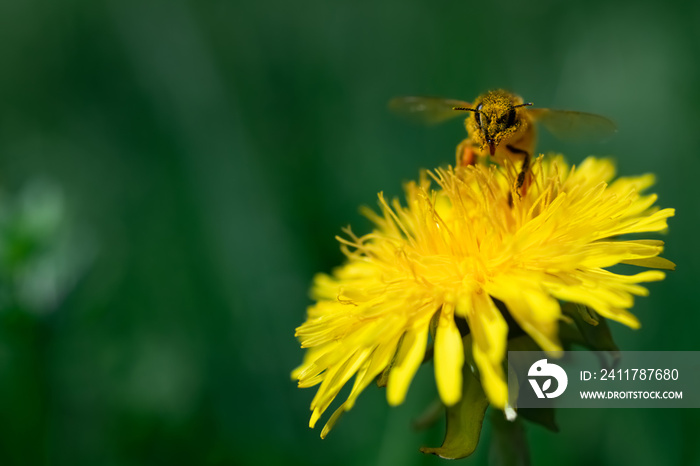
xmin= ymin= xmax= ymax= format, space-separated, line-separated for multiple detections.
xmin=456 ymin=90 xmax=532 ymax=155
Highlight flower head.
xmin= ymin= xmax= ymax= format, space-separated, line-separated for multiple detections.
xmin=293 ymin=155 xmax=674 ymax=437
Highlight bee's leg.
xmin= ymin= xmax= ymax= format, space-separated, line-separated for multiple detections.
xmin=507 ymin=145 xmax=531 ymax=195
xmin=456 ymin=138 xmax=480 ymax=167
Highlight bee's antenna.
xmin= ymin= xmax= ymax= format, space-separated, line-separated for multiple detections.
xmin=514 ymin=102 xmax=533 ymax=108
xmin=453 ymin=107 xmax=478 ymax=112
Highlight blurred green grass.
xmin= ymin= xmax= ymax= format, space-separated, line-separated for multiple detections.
xmin=0 ymin=0 xmax=697 ymax=464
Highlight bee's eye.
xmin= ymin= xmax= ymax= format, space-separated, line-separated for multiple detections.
xmin=507 ymin=108 xmax=516 ymax=127
xmin=475 ymin=104 xmax=483 ymax=127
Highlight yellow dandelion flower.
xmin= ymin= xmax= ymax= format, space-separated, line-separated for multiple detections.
xmin=293 ymin=155 xmax=674 ymax=437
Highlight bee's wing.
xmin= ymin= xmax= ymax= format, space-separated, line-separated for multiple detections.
xmin=388 ymin=96 xmax=472 ymax=125
xmin=529 ymin=108 xmax=617 ymax=142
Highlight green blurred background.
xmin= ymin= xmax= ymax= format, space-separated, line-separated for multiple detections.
xmin=0 ymin=0 xmax=697 ymax=464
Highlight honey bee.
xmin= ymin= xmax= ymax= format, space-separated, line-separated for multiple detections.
xmin=389 ymin=89 xmax=616 ymax=191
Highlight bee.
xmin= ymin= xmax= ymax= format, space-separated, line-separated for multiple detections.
xmin=389 ymin=89 xmax=616 ymax=192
